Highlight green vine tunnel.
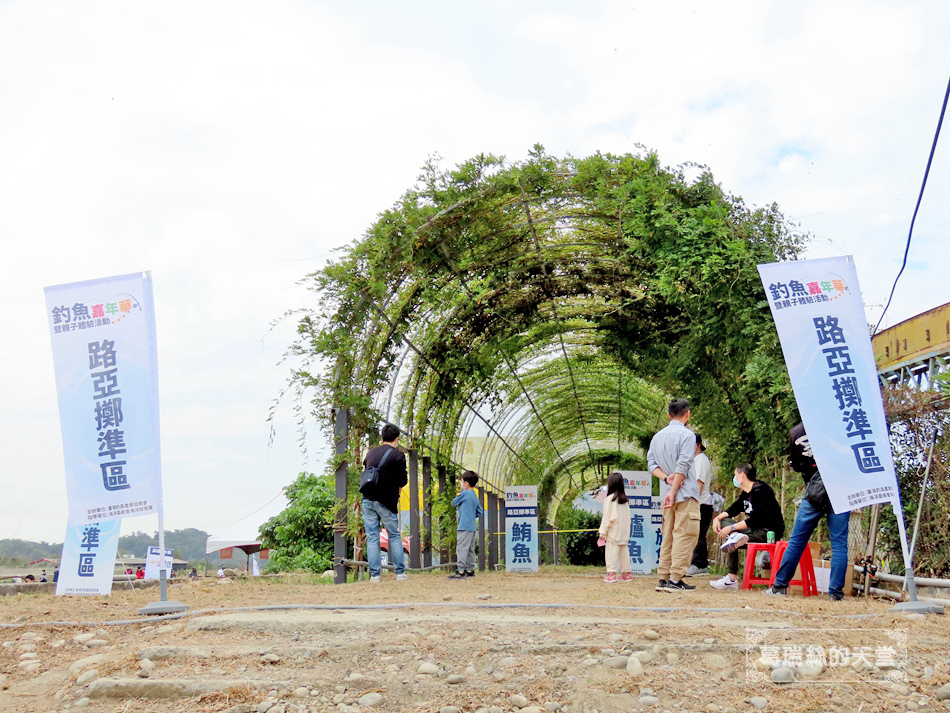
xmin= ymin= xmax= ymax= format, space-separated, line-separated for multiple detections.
xmin=291 ymin=148 xmax=806 ymax=523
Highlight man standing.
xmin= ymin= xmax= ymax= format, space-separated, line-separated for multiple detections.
xmin=766 ymin=422 xmax=851 ymax=601
xmin=647 ymin=398 xmax=700 ymax=592
xmin=685 ymin=434 xmax=713 ymax=576
xmin=362 ymin=423 xmax=409 ymax=582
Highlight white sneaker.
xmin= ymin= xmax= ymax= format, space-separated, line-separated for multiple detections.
xmin=396 ymin=573 xmax=408 ymax=581
xmin=369 ymin=575 xmax=381 ymax=582
xmin=719 ymin=531 xmax=749 ymax=553
xmin=710 ymin=575 xmax=739 ymax=590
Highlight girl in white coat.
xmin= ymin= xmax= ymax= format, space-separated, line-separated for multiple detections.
xmin=597 ymin=471 xmax=632 ymax=582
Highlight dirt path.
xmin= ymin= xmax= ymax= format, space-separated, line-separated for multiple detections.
xmin=1 ymin=571 xmax=948 ymax=713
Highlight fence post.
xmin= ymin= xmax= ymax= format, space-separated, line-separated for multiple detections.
xmin=477 ymin=487 xmax=486 ymax=572
xmin=437 ymin=464 xmax=448 ymax=564
xmin=487 ymin=492 xmax=499 ymax=570
xmin=499 ymin=492 xmax=506 ymax=570
xmin=332 ymin=408 xmax=348 ymax=585
xmin=408 ymin=449 xmax=421 ymax=570
xmin=422 ymin=455 xmax=432 ymax=568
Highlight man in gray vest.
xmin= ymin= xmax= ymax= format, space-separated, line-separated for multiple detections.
xmin=647 ymin=398 xmax=701 ymax=592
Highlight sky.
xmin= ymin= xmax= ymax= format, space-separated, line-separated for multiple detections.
xmin=1 ymin=0 xmax=948 ymax=545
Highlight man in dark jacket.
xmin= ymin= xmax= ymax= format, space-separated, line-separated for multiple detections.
xmin=709 ymin=462 xmax=785 ymax=590
xmin=362 ymin=423 xmax=409 ymax=582
xmin=766 ymin=422 xmax=851 ymax=600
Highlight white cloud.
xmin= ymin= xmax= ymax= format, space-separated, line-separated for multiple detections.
xmin=1 ymin=0 xmax=948 ymax=542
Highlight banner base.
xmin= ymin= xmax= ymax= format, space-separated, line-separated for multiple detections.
xmin=889 ymin=601 xmax=944 ymax=615
xmin=137 ymin=600 xmax=190 ymax=616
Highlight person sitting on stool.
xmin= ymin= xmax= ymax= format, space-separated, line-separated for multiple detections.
xmin=710 ymin=462 xmax=785 ymax=590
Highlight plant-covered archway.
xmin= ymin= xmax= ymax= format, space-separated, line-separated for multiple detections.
xmin=287 ymin=147 xmax=806 ymax=514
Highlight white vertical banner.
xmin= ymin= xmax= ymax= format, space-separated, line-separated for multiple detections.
xmin=616 ymin=470 xmax=654 ymax=574
xmin=145 ymin=545 xmax=174 ymax=580
xmin=757 ymin=256 xmax=899 ymax=514
xmin=44 ymin=272 xmax=163 ymax=526
xmin=56 ymin=519 xmax=121 ymax=596
xmin=505 ymin=486 xmax=538 ymax=572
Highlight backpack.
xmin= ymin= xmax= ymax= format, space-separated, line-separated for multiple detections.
xmin=359 ymin=446 xmax=395 ymax=497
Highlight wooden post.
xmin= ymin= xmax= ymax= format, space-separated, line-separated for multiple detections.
xmin=408 ymin=449 xmax=421 ymax=570
xmin=332 ymin=408 xmax=348 ymax=585
xmin=422 ymin=455 xmax=432 ymax=568
xmin=487 ymin=492 xmax=499 ymax=570
xmin=499 ymin=493 xmax=506 ymax=570
xmin=477 ymin=487 xmax=486 ymax=572
xmin=438 ymin=464 xmax=448 ymax=565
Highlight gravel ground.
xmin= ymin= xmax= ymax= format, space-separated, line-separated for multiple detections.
xmin=1 ymin=569 xmax=948 ymax=713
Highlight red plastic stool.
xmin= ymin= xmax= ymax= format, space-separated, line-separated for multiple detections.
xmin=772 ymin=540 xmax=818 ymax=596
xmin=740 ymin=542 xmax=780 ymax=590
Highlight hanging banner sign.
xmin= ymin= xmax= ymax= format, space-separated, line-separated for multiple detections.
xmin=144 ymin=545 xmax=174 ymax=580
xmin=758 ymin=256 xmax=898 ymax=513
xmin=44 ymin=272 xmax=163 ymax=526
xmin=615 ymin=470 xmax=655 ymax=574
xmin=505 ymin=486 xmax=538 ymax=572
xmin=56 ymin=519 xmax=121 ymax=596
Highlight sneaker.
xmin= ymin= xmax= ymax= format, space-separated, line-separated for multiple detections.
xmin=764 ymin=585 xmax=787 ymax=596
xmin=710 ymin=575 xmax=739 ymax=590
xmin=464 ymin=571 xmax=475 ymax=578
xmin=655 ymin=579 xmax=668 ymax=592
xmin=685 ymin=565 xmax=708 ymax=576
xmin=757 ymin=552 xmax=771 ymax=570
xmin=369 ymin=575 xmax=381 ymax=582
xmin=829 ymin=593 xmax=844 ymax=601
xmin=395 ymin=573 xmax=408 ymax=581
xmin=603 ymin=572 xmax=618 ymax=583
xmin=720 ymin=531 xmax=749 ymax=553
xmin=620 ymin=572 xmax=633 ymax=582
xmin=447 ymin=571 xmax=466 ymax=580
xmin=662 ymin=580 xmax=696 ymax=592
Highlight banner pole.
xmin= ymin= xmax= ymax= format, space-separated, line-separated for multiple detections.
xmin=157 ymin=508 xmax=167 ymax=602
xmin=907 ymin=430 xmax=938 ymax=574
xmin=889 ymin=495 xmax=943 ymax=614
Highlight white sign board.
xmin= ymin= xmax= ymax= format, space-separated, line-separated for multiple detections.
xmin=44 ymin=272 xmax=163 ymax=525
xmin=56 ymin=519 xmax=121 ymax=596
xmin=758 ymin=256 xmax=898 ymax=513
xmin=505 ymin=486 xmax=538 ymax=572
xmin=145 ymin=545 xmax=174 ymax=580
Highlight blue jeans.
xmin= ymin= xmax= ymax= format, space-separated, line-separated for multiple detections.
xmin=774 ymin=498 xmax=850 ymax=598
xmin=362 ymin=499 xmax=405 ymax=577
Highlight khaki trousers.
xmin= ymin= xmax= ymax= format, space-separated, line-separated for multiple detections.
xmin=658 ymin=498 xmax=701 ymax=582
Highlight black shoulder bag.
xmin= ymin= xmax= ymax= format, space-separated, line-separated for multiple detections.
xmin=359 ymin=446 xmax=394 ymax=497
xmin=803 ymin=471 xmax=832 ymax=513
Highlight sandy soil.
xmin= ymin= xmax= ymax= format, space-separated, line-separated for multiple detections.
xmin=0 ymin=569 xmax=948 ymax=713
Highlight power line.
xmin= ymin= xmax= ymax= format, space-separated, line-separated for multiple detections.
xmin=875 ymin=74 xmax=950 ymax=333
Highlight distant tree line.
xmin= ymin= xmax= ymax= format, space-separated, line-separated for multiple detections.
xmin=0 ymin=528 xmax=229 ymax=566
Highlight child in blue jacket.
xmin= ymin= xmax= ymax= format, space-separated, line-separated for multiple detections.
xmin=447 ymin=471 xmax=483 ymax=579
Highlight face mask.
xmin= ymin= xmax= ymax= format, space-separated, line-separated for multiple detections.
xmin=732 ymin=476 xmax=741 ymax=488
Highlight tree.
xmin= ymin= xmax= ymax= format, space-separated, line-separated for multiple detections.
xmin=279 ymin=148 xmax=807 ymax=520
xmin=259 ymin=472 xmax=336 ymax=572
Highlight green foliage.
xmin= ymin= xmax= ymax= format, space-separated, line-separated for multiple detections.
xmin=875 ymin=386 xmax=950 ymax=576
xmin=558 ymin=508 xmax=602 ymax=566
xmin=0 ymin=539 xmax=61 ymax=565
xmin=259 ymin=472 xmax=336 ymax=573
xmin=279 ymin=148 xmax=807 ymax=517
xmin=118 ymin=528 xmax=213 ymax=562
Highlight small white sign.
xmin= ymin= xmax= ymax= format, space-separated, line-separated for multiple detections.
xmin=145 ymin=545 xmax=174 ymax=579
